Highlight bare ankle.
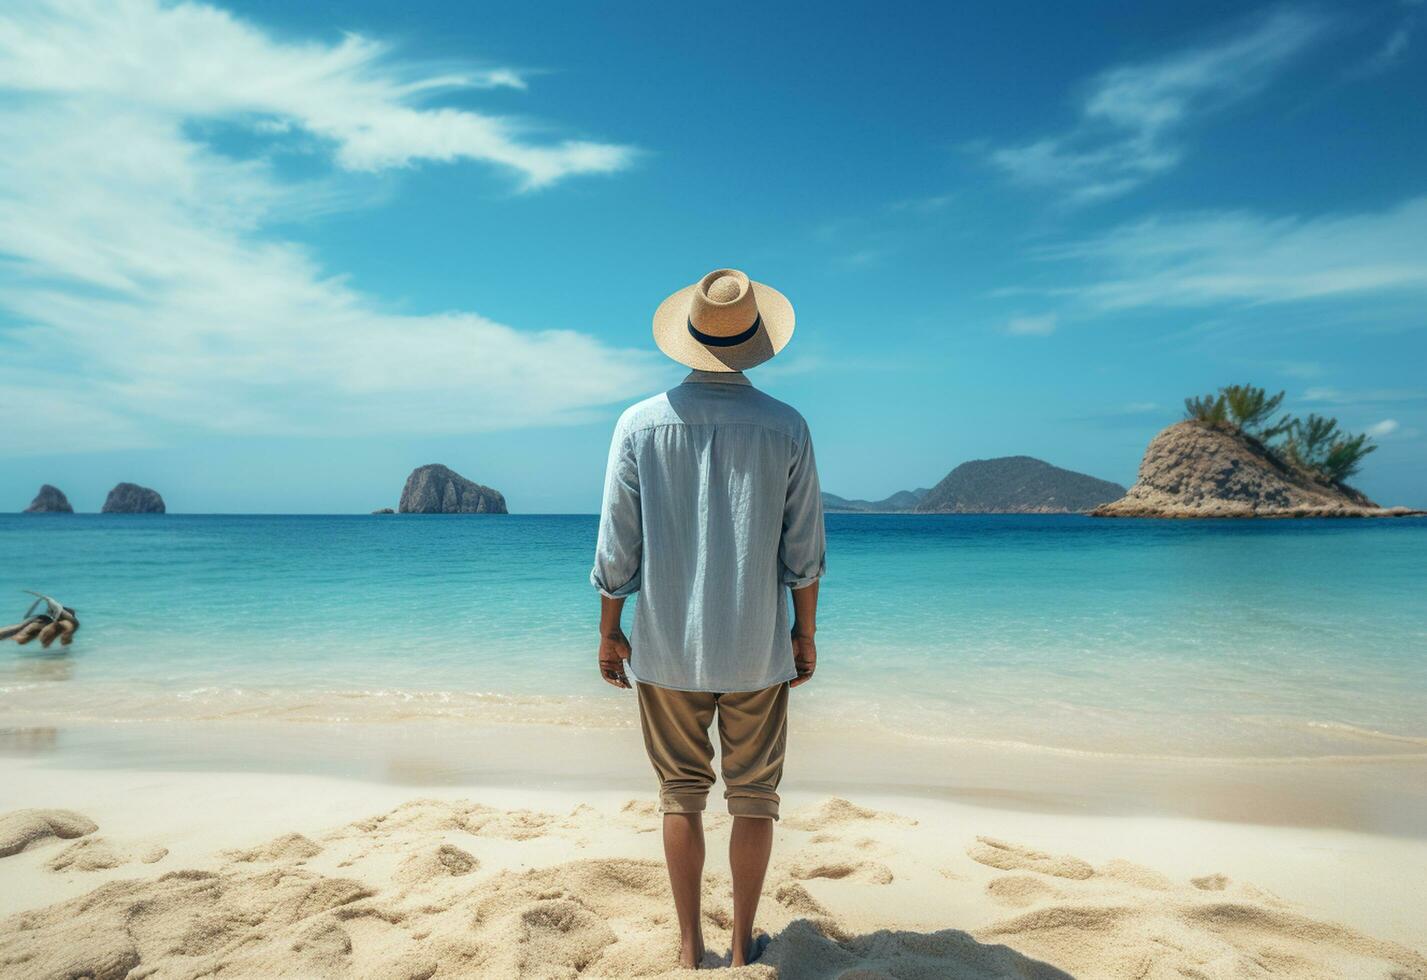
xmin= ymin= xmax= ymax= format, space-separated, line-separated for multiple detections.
xmin=679 ymin=929 xmax=704 ymax=967
xmin=730 ymin=932 xmax=766 ymax=967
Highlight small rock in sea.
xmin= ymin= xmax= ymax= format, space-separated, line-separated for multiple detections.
xmin=23 ymin=485 xmax=74 ymax=513
xmin=101 ymin=483 xmax=165 ymax=514
xmin=371 ymin=507 xmax=396 ymax=515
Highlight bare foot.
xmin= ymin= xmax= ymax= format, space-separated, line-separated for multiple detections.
xmin=679 ymin=929 xmax=704 ymax=969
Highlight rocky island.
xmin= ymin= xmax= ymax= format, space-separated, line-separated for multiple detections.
xmin=101 ymin=483 xmax=166 ymax=514
xmin=23 ymin=485 xmax=74 ymax=513
xmin=1093 ymin=385 xmax=1421 ymax=518
xmin=823 ymin=456 xmax=1123 ymax=514
xmin=398 ymin=464 xmax=507 ymax=514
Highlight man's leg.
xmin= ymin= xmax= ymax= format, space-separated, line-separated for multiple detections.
xmin=728 ymin=815 xmax=774 ymax=966
xmin=715 ymin=682 xmax=789 ymax=965
xmin=663 ymin=812 xmax=705 ymax=967
xmin=636 ymin=682 xmax=718 ymax=968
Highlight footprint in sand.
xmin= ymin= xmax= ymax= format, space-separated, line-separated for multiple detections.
xmin=1191 ymin=872 xmax=1229 ymax=891
xmin=1100 ymin=858 xmax=1174 ymax=891
xmin=966 ymin=836 xmax=1094 ymax=880
xmin=785 ymin=855 xmax=894 ymax=885
xmin=47 ymin=836 xmax=129 ymax=872
xmin=395 ymin=844 xmax=480 ymax=886
xmin=772 ymin=881 xmax=833 ymax=917
xmin=985 ymin=874 xmax=1064 ymax=908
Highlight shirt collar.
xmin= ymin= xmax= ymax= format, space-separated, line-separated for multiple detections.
xmin=682 ymin=369 xmax=752 ymax=387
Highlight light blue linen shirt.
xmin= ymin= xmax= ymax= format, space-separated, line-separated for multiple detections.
xmin=591 ymin=370 xmax=826 ymax=692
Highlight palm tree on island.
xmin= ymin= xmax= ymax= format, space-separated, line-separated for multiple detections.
xmin=1183 ymin=384 xmax=1376 ymax=484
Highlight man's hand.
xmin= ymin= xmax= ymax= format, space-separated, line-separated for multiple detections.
xmin=599 ymin=627 xmax=632 ymax=689
xmin=597 ymin=594 xmax=631 ymax=689
xmin=790 ymin=629 xmax=816 ymax=687
xmin=789 ymin=580 xmax=819 ymax=688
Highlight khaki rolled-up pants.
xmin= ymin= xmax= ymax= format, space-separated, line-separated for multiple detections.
xmin=635 ymin=680 xmax=789 ymax=820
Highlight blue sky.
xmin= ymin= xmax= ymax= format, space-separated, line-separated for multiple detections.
xmin=2 ymin=0 xmax=1424 ymax=512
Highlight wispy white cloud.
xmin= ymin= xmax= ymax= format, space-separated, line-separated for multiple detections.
xmin=1361 ymin=0 xmax=1421 ymax=73
xmin=886 ymin=193 xmax=956 ymax=214
xmin=837 ymin=248 xmax=885 ymax=268
xmin=1302 ymin=387 xmax=1427 ymax=405
xmin=1368 ymin=22 xmax=1413 ymax=68
xmin=1278 ymin=361 xmax=1325 ymax=380
xmin=0 ymin=0 xmax=653 ymax=456
xmin=1071 ymin=401 xmax=1164 ymax=427
xmin=1035 ymin=196 xmax=1427 ymax=310
xmin=984 ymin=9 xmax=1325 ymax=203
xmin=0 ymin=0 xmax=630 ymax=183
xmin=1003 ymin=314 xmax=1058 ymax=336
xmin=1366 ymin=418 xmax=1401 ymax=437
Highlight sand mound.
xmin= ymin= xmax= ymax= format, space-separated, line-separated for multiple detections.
xmin=783 ymin=797 xmax=917 ymax=832
xmin=225 ymin=831 xmax=322 ymax=864
xmin=982 ymin=898 xmax=1427 ymax=979
xmin=4 ymin=796 xmax=1425 ymax=979
xmin=348 ymin=798 xmax=560 ymax=842
xmin=0 ymin=866 xmax=374 ymax=979
xmin=394 ymin=844 xmax=479 ymax=886
xmin=0 ymin=808 xmax=97 ymax=857
xmin=47 ymin=836 xmax=129 ymax=872
xmin=968 ymin=836 xmax=1095 ymax=880
xmin=43 ymin=836 xmax=169 ymax=873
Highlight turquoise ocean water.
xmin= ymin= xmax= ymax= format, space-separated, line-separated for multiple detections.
xmin=2 ymin=513 xmax=1425 ymax=763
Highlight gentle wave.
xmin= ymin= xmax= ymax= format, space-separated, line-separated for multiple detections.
xmin=1301 ymin=721 xmax=1427 ymax=746
xmin=6 ymin=683 xmax=1427 ymax=766
xmin=877 ymin=726 xmax=1427 ymax=766
xmin=1 ymin=685 xmax=638 ymax=728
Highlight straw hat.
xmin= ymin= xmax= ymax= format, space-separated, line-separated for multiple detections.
xmin=652 ymin=268 xmax=795 ymax=372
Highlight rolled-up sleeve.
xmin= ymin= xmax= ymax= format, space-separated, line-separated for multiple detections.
xmin=590 ymin=422 xmax=643 ymax=598
xmin=779 ymin=424 xmax=826 ymax=589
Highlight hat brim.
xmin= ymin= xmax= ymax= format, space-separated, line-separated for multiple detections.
xmin=652 ymin=279 xmax=794 ymax=372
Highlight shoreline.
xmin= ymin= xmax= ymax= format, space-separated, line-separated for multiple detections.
xmin=6 ymin=716 xmax=1426 ymax=839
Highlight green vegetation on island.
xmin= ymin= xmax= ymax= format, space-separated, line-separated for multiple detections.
xmin=1184 ymin=384 xmax=1376 ymax=483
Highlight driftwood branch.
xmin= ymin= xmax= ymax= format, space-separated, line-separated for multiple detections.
xmin=2 ymin=592 xmax=80 ymax=647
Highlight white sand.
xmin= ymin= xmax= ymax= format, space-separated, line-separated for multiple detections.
xmin=2 ymin=760 xmax=1425 ymax=978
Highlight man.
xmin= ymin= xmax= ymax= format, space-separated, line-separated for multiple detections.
xmin=591 ymin=268 xmax=825 ymax=969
